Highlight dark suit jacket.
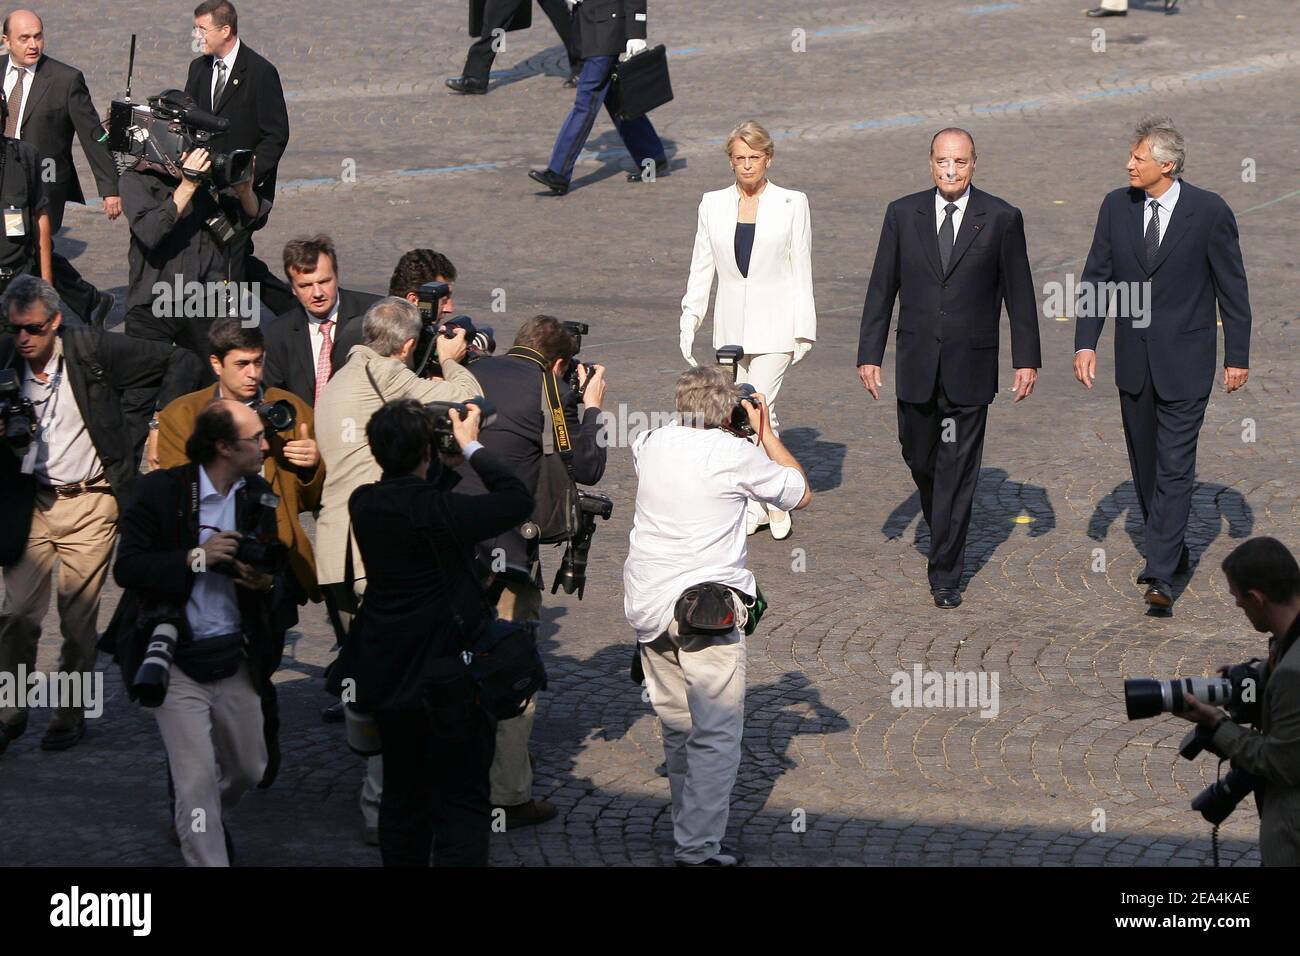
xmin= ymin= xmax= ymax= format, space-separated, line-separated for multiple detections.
xmin=263 ymin=288 xmax=381 ymax=404
xmin=576 ymin=0 xmax=647 ymax=58
xmin=0 ymin=328 xmax=203 ymax=566
xmin=1 ymin=54 xmax=118 ymax=229
xmin=1074 ymin=181 xmax=1251 ymax=401
xmin=106 ymin=463 xmax=284 ymax=698
xmin=454 ymin=354 xmax=606 ymax=583
xmin=184 ymin=42 xmax=289 ymax=203
xmin=858 ymin=186 xmax=1041 ymax=406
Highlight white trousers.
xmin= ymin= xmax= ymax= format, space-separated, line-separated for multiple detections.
xmin=154 ymin=661 xmax=266 ymax=866
xmin=640 ymin=618 xmax=746 ymax=864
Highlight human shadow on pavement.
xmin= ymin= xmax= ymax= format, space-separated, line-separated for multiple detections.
xmin=881 ymin=466 xmax=1056 ymax=589
xmin=781 ymin=427 xmax=846 ymax=493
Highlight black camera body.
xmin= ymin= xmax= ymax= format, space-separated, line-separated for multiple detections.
xmin=560 ymin=321 xmax=596 ymax=398
xmin=424 ymin=397 xmax=497 ymax=456
xmin=441 ymin=315 xmax=496 ymax=363
xmin=256 ymin=398 xmax=296 ymax=434
xmin=552 ymin=491 xmax=613 ymax=600
xmin=107 ymin=90 xmax=253 ymax=189
xmin=0 ymin=368 xmax=36 ymax=451
xmin=209 ymin=532 xmax=289 ymax=579
xmin=729 ymin=383 xmax=760 ymax=437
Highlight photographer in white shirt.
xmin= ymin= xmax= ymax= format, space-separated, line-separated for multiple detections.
xmin=623 ymin=365 xmax=811 ymax=865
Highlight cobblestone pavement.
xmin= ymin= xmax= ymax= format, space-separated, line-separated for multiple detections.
xmin=1 ymin=0 xmax=1297 ymax=866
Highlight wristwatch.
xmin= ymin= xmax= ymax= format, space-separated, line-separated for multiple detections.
xmin=148 ymin=416 xmax=160 ymax=431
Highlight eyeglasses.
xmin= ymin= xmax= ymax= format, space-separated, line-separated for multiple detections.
xmin=192 ymin=24 xmax=227 ymax=36
xmin=4 ymin=316 xmax=54 ymax=336
xmin=233 ymin=433 xmax=267 ymax=445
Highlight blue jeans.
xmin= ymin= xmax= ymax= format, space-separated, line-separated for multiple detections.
xmin=547 ymin=55 xmax=664 ymax=182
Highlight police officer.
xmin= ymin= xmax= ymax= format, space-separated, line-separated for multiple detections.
xmin=0 ymin=88 xmax=52 ymax=297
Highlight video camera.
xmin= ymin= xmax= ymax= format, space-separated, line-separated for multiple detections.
xmin=561 ymin=321 xmax=597 ymax=399
xmin=551 ymin=491 xmax=613 ymax=600
xmin=106 ymin=90 xmax=253 ymax=189
xmin=1125 ymin=660 xmax=1264 ymax=825
xmin=0 ymin=368 xmax=36 ymax=451
xmin=423 ymin=397 xmax=497 ymax=456
xmin=411 ymin=281 xmax=496 ymax=377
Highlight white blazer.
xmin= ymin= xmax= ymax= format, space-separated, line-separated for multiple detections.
xmin=679 ymin=180 xmax=816 ymax=355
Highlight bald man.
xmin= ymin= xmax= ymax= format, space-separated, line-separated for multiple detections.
xmin=1 ymin=9 xmax=119 ymax=325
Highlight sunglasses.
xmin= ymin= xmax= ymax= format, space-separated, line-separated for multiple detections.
xmin=4 ymin=317 xmax=54 ymax=336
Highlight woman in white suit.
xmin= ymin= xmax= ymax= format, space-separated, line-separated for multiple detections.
xmin=678 ymin=120 xmax=816 ymax=539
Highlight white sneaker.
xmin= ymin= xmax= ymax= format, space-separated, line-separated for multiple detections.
xmin=768 ymin=508 xmax=792 ymax=540
xmin=745 ymin=500 xmax=769 ymax=536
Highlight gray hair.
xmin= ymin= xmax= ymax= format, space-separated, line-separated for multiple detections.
xmin=1133 ymin=115 xmax=1185 ymax=176
xmin=675 ymin=366 xmax=741 ymax=429
xmin=1 ymin=275 xmax=61 ymax=322
xmin=361 ymin=296 xmax=422 ymax=358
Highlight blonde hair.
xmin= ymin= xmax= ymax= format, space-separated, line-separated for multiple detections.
xmin=724 ymin=121 xmax=775 ymax=161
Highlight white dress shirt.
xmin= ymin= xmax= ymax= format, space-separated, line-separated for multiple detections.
xmin=1143 ymin=178 xmax=1181 ymax=245
xmin=3 ymin=61 xmax=36 ymax=136
xmin=307 ymin=299 xmax=339 ymax=374
xmin=934 ymin=186 xmax=971 ymax=234
xmin=187 ymin=467 xmax=245 ymax=640
xmin=623 ymin=424 xmax=807 ymax=643
xmin=210 ymin=38 xmax=241 ymax=106
xmin=21 ymin=340 xmax=103 ymax=485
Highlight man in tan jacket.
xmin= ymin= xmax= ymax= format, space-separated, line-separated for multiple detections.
xmin=154 ymin=317 xmax=324 ymax=789
xmin=313 ymin=296 xmax=480 ymax=843
xmin=1178 ymin=537 xmax=1300 ymax=866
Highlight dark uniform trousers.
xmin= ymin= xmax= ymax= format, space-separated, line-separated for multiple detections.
xmin=896 ymin=364 xmax=989 ymax=591
xmin=463 ymin=0 xmax=582 ymax=82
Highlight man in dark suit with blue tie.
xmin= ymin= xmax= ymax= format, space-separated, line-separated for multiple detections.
xmin=858 ymin=128 xmax=1041 ymax=609
xmin=1074 ymin=116 xmax=1252 ymax=613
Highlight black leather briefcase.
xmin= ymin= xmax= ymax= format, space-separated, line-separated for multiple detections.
xmin=608 ymin=44 xmax=673 ymax=120
xmin=469 ymin=0 xmax=532 ymax=38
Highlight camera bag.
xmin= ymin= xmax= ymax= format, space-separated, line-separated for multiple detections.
xmin=507 ymin=346 xmax=580 ymax=544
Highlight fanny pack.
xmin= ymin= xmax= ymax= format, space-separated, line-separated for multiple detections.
xmin=630 ymin=582 xmax=768 ymax=683
xmin=174 ymin=631 xmax=245 ymax=684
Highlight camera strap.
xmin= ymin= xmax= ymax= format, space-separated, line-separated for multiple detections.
xmin=506 ymin=346 xmax=573 ymax=465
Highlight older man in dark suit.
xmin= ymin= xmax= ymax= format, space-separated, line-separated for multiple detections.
xmin=183 ymin=0 xmax=293 ymax=315
xmin=857 ymin=128 xmax=1041 ymax=609
xmin=1 ymin=9 xmax=118 ymax=326
xmin=1074 ymin=116 xmax=1252 ymax=613
xmin=263 ymin=235 xmax=379 ymax=407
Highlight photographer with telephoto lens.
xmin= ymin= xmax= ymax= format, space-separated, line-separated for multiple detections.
xmin=111 ymin=399 xmax=287 ymax=866
xmin=326 ymin=399 xmax=533 ymax=866
xmin=1172 ymin=537 xmax=1300 ymax=865
xmin=624 ymin=365 xmax=811 ymax=865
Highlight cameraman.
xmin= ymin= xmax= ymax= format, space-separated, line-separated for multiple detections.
xmin=1177 ymin=536 xmax=1300 ymax=866
xmin=119 ymin=145 xmax=268 ymax=361
xmin=624 ymin=366 xmax=810 ymax=865
xmin=455 ymin=315 xmax=607 ymax=828
xmin=151 ymin=318 xmax=323 ymax=787
xmin=111 ymin=399 xmax=285 ymax=866
xmin=0 ymin=276 xmax=200 ymax=755
xmin=314 ymin=296 xmax=479 ymax=842
xmin=328 ymin=399 xmax=532 ymax=865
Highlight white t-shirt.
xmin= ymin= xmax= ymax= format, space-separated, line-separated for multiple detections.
xmin=623 ymin=424 xmax=806 ymax=643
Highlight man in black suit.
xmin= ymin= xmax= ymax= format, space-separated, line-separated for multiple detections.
xmin=446 ymin=0 xmax=582 ymax=94
xmin=1 ymin=10 xmax=118 ymax=326
xmin=857 ymin=128 xmax=1041 ymax=609
xmin=1074 ymin=116 xmax=1251 ymax=613
xmin=184 ymin=0 xmax=293 ymax=315
xmin=263 ymin=235 xmax=379 ymax=406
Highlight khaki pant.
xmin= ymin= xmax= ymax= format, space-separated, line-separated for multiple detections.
xmin=640 ymin=610 xmax=747 ymax=863
xmin=490 ymin=579 xmax=542 ymax=807
xmin=0 ymin=488 xmax=118 ymax=730
xmin=155 ymin=661 xmax=266 ymax=867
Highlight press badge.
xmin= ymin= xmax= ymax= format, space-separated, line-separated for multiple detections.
xmin=3 ymin=207 xmax=24 ymax=237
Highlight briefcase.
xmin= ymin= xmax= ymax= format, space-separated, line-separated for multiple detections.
xmin=609 ymin=44 xmax=673 ymax=121
xmin=469 ymin=0 xmax=532 ymax=38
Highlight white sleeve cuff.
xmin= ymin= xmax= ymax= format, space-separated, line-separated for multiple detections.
xmin=463 ymin=440 xmax=485 ymax=460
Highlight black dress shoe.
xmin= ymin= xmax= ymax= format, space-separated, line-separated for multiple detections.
xmin=528 ymin=168 xmax=569 ymax=195
xmin=445 ymin=76 xmax=488 ymax=95
xmin=626 ymin=156 xmax=670 ymax=182
xmin=1086 ymin=7 xmax=1126 ymax=15
xmin=1144 ymin=580 xmax=1173 ymax=609
xmin=40 ymin=721 xmax=85 ymax=751
xmin=932 ymin=588 xmax=962 ymax=609
xmin=502 ymin=799 xmax=558 ymax=829
xmin=90 ymin=291 xmax=115 ymax=328
xmin=322 ymin=700 xmax=345 ymax=723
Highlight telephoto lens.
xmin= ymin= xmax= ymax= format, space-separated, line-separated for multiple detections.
xmin=1123 ymin=676 xmax=1234 ymax=720
xmin=1192 ymin=767 xmax=1256 ymax=825
xmin=133 ymin=621 xmax=180 ymax=708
